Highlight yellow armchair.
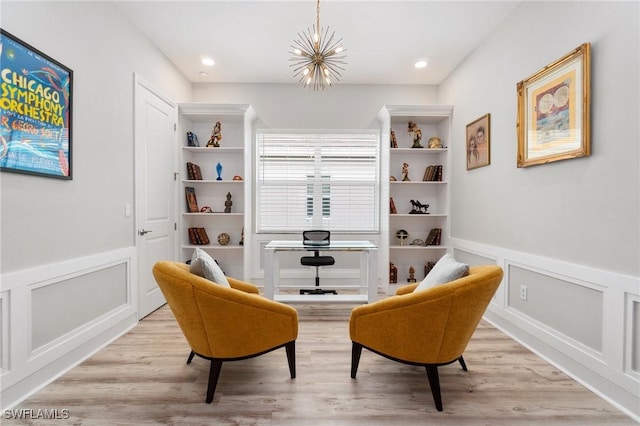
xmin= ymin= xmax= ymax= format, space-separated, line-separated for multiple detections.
xmin=349 ymin=265 xmax=503 ymax=411
xmin=152 ymin=261 xmax=298 ymax=403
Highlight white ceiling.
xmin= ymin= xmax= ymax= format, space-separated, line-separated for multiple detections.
xmin=115 ymin=0 xmax=521 ymax=85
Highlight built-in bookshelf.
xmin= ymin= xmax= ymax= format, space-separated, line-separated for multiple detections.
xmin=379 ymin=105 xmax=453 ymax=294
xmin=178 ymin=103 xmax=255 ymax=279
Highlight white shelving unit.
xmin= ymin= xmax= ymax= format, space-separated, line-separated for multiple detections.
xmin=379 ymin=105 xmax=453 ymax=294
xmin=178 ymin=103 xmax=255 ymax=280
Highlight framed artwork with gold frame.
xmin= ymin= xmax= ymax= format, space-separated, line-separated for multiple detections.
xmin=517 ymin=43 xmax=591 ymax=168
xmin=466 ymin=113 xmax=490 ymax=170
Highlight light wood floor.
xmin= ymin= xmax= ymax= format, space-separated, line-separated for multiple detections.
xmin=7 ymin=303 xmax=635 ymax=425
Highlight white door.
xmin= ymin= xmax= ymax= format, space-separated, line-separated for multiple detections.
xmin=134 ymin=75 xmax=177 ymax=319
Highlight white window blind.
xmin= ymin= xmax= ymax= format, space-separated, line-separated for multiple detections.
xmin=256 ymin=131 xmax=379 ymax=233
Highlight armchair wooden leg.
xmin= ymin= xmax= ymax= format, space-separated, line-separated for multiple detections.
xmin=458 ymin=356 xmax=468 ymax=372
xmin=351 ymin=342 xmax=363 ymax=378
xmin=425 ymin=365 xmax=443 ymax=412
xmin=285 ymin=341 xmax=296 ymax=379
xmin=186 ymin=350 xmax=195 ymax=364
xmin=206 ymin=359 xmax=223 ymax=404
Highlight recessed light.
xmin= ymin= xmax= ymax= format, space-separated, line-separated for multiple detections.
xmin=414 ymin=60 xmax=428 ymax=69
xmin=201 ymin=57 xmax=215 ymax=66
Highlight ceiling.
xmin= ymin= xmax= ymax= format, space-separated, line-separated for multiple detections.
xmin=115 ymin=1 xmax=521 ymax=86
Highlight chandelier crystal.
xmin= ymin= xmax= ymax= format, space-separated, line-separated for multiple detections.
xmin=289 ymin=0 xmax=347 ymax=90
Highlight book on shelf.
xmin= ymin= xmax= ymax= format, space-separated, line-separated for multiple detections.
xmin=422 ymin=165 xmax=443 ymax=182
xmin=188 ymin=227 xmax=210 ymax=245
xmin=185 ymin=187 xmax=199 ymax=212
xmin=186 ymin=162 xmax=203 ymax=180
xmin=390 ymin=197 xmax=397 ymax=214
xmin=425 ymin=228 xmax=442 ymax=245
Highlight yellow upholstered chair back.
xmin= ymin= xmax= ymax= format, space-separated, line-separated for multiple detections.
xmin=350 ymin=265 xmax=503 ymax=365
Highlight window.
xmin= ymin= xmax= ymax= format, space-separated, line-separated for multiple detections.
xmin=256 ymin=131 xmax=379 ymax=233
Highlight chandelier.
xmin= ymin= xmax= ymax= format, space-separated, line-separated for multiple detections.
xmin=289 ymin=0 xmax=347 ymax=90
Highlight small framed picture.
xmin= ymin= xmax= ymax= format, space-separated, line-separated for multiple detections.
xmin=516 ymin=43 xmax=591 ymax=167
xmin=466 ymin=113 xmax=490 ymax=170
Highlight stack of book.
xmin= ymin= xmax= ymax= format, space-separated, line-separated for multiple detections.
xmin=422 ymin=165 xmax=443 ymax=182
xmin=188 ymin=227 xmax=210 ymax=245
xmin=186 ymin=162 xmax=203 ymax=180
xmin=425 ymin=228 xmax=442 ymax=246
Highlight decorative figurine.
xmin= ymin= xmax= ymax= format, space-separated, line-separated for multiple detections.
xmin=396 ymin=229 xmax=409 ymax=245
xmin=187 ymin=131 xmax=199 ymax=147
xmin=409 ymin=199 xmax=430 ymax=214
xmin=408 ymin=266 xmax=417 ymax=283
xmin=217 ymin=232 xmax=230 ymax=246
xmin=390 ymin=129 xmax=398 ymax=148
xmin=200 ymin=206 xmax=213 ymax=213
xmin=232 ymin=175 xmax=243 ymax=181
xmin=224 ymin=192 xmax=232 ymax=213
xmin=239 ymin=227 xmax=244 ymax=246
xmin=402 ymin=162 xmax=410 ymax=181
xmin=207 ymin=121 xmax=222 ymax=147
xmin=408 ymin=121 xmax=423 ymax=148
xmin=390 ymin=262 xmax=398 ymax=284
xmin=216 ymin=162 xmax=223 ymax=181
xmin=428 ymin=136 xmax=443 ymax=149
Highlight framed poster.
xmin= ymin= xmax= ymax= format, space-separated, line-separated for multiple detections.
xmin=0 ymin=29 xmax=73 ymax=179
xmin=517 ymin=43 xmax=590 ymax=168
xmin=466 ymin=113 xmax=490 ymax=170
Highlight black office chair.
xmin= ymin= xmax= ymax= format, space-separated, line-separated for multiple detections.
xmin=300 ymin=230 xmax=337 ymax=295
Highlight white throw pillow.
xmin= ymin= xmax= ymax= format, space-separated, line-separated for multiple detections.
xmin=415 ymin=253 xmax=469 ymax=292
xmin=189 ymin=248 xmax=231 ymax=288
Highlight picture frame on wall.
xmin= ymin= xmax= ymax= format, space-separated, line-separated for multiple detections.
xmin=516 ymin=43 xmax=591 ymax=168
xmin=0 ymin=29 xmax=73 ymax=179
xmin=466 ymin=113 xmax=490 ymax=170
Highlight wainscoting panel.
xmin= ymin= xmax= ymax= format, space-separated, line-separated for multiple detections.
xmin=507 ymin=264 xmax=603 ymax=352
xmin=451 ymin=237 xmax=640 ymax=422
xmin=31 ymin=263 xmax=128 ymax=351
xmin=0 ymin=248 xmax=138 ymax=411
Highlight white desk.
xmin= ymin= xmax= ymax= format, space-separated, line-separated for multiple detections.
xmin=264 ymin=240 xmax=378 ymax=303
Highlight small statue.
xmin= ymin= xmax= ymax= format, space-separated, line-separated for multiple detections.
xmin=216 ymin=162 xmax=223 ymax=181
xmin=428 ymin=136 xmax=443 ymax=149
xmin=390 ymin=130 xmax=398 ymax=148
xmin=224 ymin=192 xmax=232 ymax=213
xmin=239 ymin=227 xmax=244 ymax=246
xmin=408 ymin=121 xmax=423 ymax=148
xmin=402 ymin=162 xmax=410 ymax=181
xmin=207 ymin=121 xmax=222 ymax=147
xmin=409 ymin=200 xmax=430 ymax=214
xmin=408 ymin=266 xmax=417 ymax=283
xmin=396 ymin=229 xmax=409 ymax=245
xmin=390 ymin=262 xmax=398 ymax=284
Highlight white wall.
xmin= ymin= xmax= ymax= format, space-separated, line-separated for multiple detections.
xmin=439 ymin=1 xmax=639 ymax=419
xmin=0 ymin=1 xmax=191 ymax=409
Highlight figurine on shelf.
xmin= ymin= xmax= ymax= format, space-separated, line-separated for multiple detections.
xmin=207 ymin=121 xmax=222 ymax=147
xmin=408 ymin=121 xmax=423 ymax=148
xmin=390 ymin=130 xmax=398 ymax=148
xmin=396 ymin=229 xmax=409 ymax=245
xmin=402 ymin=162 xmax=410 ymax=181
xmin=216 ymin=162 xmax=223 ymax=181
xmin=390 ymin=262 xmax=398 ymax=284
xmin=428 ymin=136 xmax=443 ymax=149
xmin=239 ymin=227 xmax=244 ymax=246
xmin=409 ymin=199 xmax=429 ymax=214
xmin=224 ymin=192 xmax=232 ymax=213
xmin=408 ymin=266 xmax=417 ymax=283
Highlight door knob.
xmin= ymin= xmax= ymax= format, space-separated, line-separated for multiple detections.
xmin=138 ymin=229 xmax=153 ymax=236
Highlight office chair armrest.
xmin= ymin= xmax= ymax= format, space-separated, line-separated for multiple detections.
xmin=227 ymin=277 xmax=260 ymax=294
